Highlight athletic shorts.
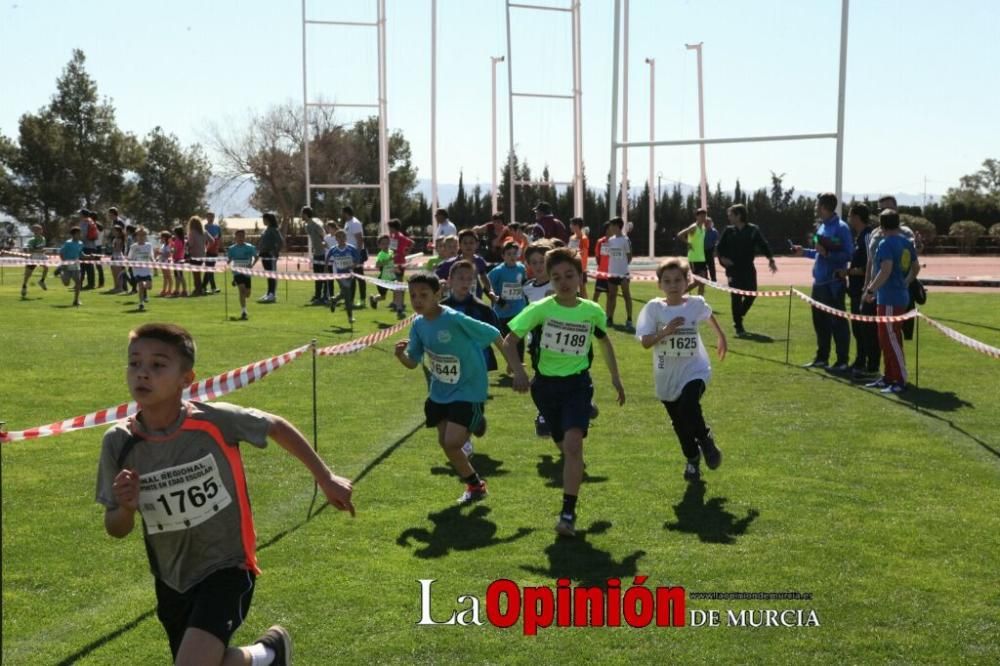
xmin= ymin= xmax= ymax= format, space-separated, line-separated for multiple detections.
xmin=530 ymin=372 xmax=594 ymax=443
xmin=594 ymin=278 xmax=609 ymax=294
xmin=424 ymin=399 xmax=485 ymax=432
xmin=232 ymin=274 xmax=252 ymax=289
xmin=394 ymin=266 xmax=405 ymax=281
xmin=134 ymin=274 xmax=153 ymax=285
xmin=691 ymin=261 xmax=708 ymax=277
xmin=155 ymin=566 xmax=255 ymax=659
xmin=607 ymin=276 xmax=629 ymax=286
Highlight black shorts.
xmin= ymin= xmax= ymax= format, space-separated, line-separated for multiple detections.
xmin=394 ymin=266 xmax=405 ymax=280
xmin=232 ymin=274 xmax=252 ymax=289
xmin=530 ymin=372 xmax=594 ymax=443
xmin=135 ymin=274 xmax=153 ymax=286
xmin=691 ymin=261 xmax=708 ymax=277
xmin=155 ymin=567 xmax=255 ymax=659
xmin=607 ymin=276 xmax=629 ymax=286
xmin=594 ymin=278 xmax=609 ymax=293
xmin=424 ymin=399 xmax=485 ymax=432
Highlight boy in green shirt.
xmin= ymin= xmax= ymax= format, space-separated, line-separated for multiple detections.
xmin=504 ymin=247 xmax=626 ymax=537
xmin=369 ymin=234 xmax=398 ymax=309
xmin=21 ymin=224 xmax=49 ymax=298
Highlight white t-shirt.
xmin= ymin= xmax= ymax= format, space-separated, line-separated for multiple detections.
xmin=127 ymin=242 xmax=155 ymax=278
xmin=635 ymin=296 xmax=713 ymax=401
xmin=435 ymin=220 xmax=457 ymax=239
xmin=324 ymin=233 xmax=337 ymax=251
xmin=344 ymin=218 xmax=364 ymax=249
xmin=523 ymin=279 xmax=554 ymax=303
xmin=604 ymin=235 xmax=631 ymax=277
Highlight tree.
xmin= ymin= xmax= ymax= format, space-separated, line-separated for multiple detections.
xmin=449 ymin=171 xmax=469 ymax=225
xmin=133 ymin=127 xmax=211 ymax=228
xmin=942 ymin=158 xmax=1000 ymax=228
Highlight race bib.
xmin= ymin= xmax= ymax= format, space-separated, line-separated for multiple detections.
xmin=608 ymin=247 xmax=626 ymax=259
xmin=657 ymin=329 xmax=699 ymax=359
xmin=427 ymin=351 xmax=461 ymax=384
xmin=138 ymin=454 xmax=232 ymax=534
xmin=501 ymin=282 xmax=523 ymax=300
xmin=540 ymin=319 xmax=591 ymax=356
xmin=332 ymin=255 xmax=354 ymax=270
xmin=389 ymin=238 xmax=398 ymax=251
xmin=231 ymin=258 xmax=253 ymax=269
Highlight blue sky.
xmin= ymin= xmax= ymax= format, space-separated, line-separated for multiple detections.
xmin=2 ymin=0 xmax=998 ymax=202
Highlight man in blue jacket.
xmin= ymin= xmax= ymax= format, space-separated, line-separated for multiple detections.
xmin=792 ymin=192 xmax=854 ymax=371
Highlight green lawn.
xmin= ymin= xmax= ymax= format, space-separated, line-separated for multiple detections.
xmin=2 ymin=269 xmax=999 ymax=665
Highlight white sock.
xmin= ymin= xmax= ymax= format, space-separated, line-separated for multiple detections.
xmin=242 ymin=307 xmax=247 ymax=314
xmin=246 ymin=642 xmax=275 ymax=666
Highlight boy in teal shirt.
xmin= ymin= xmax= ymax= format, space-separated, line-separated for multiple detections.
xmin=504 ymin=247 xmax=626 ymax=536
xmin=59 ymin=227 xmax=85 ymax=306
xmin=226 ymin=229 xmax=258 ymax=320
xmin=396 ymin=272 xmax=523 ymax=504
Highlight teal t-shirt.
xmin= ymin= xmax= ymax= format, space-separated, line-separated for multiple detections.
xmin=508 ymin=296 xmax=607 ymax=377
xmin=60 ymin=239 xmax=84 ymax=261
xmin=406 ymin=307 xmax=500 ymax=404
xmin=227 ymin=243 xmax=258 ymax=266
xmin=488 ymin=262 xmax=528 ymax=319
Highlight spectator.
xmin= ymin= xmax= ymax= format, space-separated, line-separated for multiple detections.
xmin=716 ymin=204 xmax=777 ymax=337
xmin=187 ymin=216 xmax=207 ymax=296
xmin=703 ymin=216 xmax=720 ymax=282
xmin=257 ymin=212 xmax=283 ymax=303
xmin=792 ymin=193 xmax=854 ymax=372
xmin=79 ymin=209 xmax=105 ymax=290
xmin=471 ymin=212 xmax=509 ymax=262
xmin=842 ymin=203 xmax=879 ymax=378
xmin=303 ymin=206 xmax=329 ymax=305
xmin=866 ymin=195 xmax=918 ymax=341
xmin=342 ymin=206 xmax=367 ymax=307
xmin=203 ymin=212 xmax=221 ymax=294
xmin=676 ymin=208 xmax=710 ymax=296
xmin=533 ymin=201 xmax=568 ymax=242
xmin=434 ymin=208 xmax=458 ymax=240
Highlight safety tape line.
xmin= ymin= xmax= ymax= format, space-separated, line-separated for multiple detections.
xmin=692 ymin=275 xmax=791 ymax=297
xmin=918 ymin=313 xmax=1000 ymax=359
xmin=1 ymin=345 xmax=309 ymax=442
xmin=316 ymin=315 xmax=415 ymax=356
xmin=791 ymin=289 xmax=919 ymax=323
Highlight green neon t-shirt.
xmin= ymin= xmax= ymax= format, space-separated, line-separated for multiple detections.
xmin=687 ymin=225 xmax=706 ymax=263
xmin=508 ymin=296 xmax=607 ymax=376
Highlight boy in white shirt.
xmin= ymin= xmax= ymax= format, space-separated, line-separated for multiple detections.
xmin=635 ymin=258 xmax=727 ymax=482
xmin=127 ymin=227 xmax=155 ymax=311
xmin=603 ymin=217 xmax=634 ymax=331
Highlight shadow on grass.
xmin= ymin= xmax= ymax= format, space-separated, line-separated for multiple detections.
xmin=396 ymin=504 xmax=534 ymax=558
xmin=736 ymin=331 xmax=776 ymax=343
xmin=55 ymin=419 xmax=425 ymax=664
xmin=430 ymin=453 xmax=510 ymax=478
xmin=520 ymin=521 xmax=645 ymax=587
xmin=664 ymin=480 xmax=759 ymax=544
xmin=536 ymin=454 xmax=609 ymax=488
xmin=931 ymin=316 xmax=1000 ymax=334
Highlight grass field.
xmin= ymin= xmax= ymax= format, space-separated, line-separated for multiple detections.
xmin=2 ymin=268 xmax=999 ymax=665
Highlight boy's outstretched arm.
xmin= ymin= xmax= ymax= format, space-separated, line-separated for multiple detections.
xmin=395 ymin=340 xmax=418 ymax=369
xmin=706 ymin=314 xmax=728 ymax=361
xmin=267 ymin=415 xmax=355 ymax=517
xmin=596 ymin=335 xmax=626 ymax=405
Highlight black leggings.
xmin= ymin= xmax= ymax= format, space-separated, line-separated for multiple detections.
xmin=662 ymin=379 xmax=709 ymax=460
xmin=261 ymin=255 xmax=278 ymax=295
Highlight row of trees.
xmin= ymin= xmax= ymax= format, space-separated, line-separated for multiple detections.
xmin=0 ymin=50 xmax=210 ymax=241
xmin=2 ymin=51 xmax=996 ymax=255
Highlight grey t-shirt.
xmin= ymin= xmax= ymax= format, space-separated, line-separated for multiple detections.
xmin=187 ymin=230 xmax=206 ymax=258
xmin=96 ymin=401 xmax=270 ymax=593
xmin=305 ymin=220 xmax=326 ymax=258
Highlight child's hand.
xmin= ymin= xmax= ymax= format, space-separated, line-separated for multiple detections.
xmin=512 ymin=369 xmax=531 ymax=393
xmin=612 ymin=378 xmax=626 ymax=406
xmin=112 ymin=468 xmax=140 ymax=512
xmin=663 ymin=316 xmax=685 ymax=336
xmin=320 ymin=473 xmax=355 ymax=517
xmin=716 ymin=335 xmax=728 ymax=361
xmin=394 ymin=340 xmax=409 ymax=359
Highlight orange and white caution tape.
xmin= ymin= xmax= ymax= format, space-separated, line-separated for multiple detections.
xmin=918 ymin=313 xmax=1000 ymax=359
xmin=316 ymin=315 xmax=415 ymax=356
xmin=587 ymin=270 xmax=658 ymax=282
xmin=1 ymin=344 xmax=309 ymax=443
xmin=692 ymin=275 xmax=791 ymax=297
xmin=792 ymin=289 xmax=919 ymax=323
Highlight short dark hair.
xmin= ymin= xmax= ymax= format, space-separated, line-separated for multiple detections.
xmin=534 ymin=201 xmax=552 ymax=214
xmin=378 ymin=234 xmax=390 ymax=243
xmin=108 ymin=206 xmax=119 ymax=215
xmin=877 ymin=195 xmax=898 ymax=209
xmin=817 ymin=192 xmax=839 ymax=213
xmin=727 ymin=204 xmax=747 ymax=223
xmin=457 ymin=228 xmax=477 ymax=242
xmin=301 ymin=206 xmax=314 ymax=218
xmin=408 ymin=271 xmax=440 ymax=292
xmin=491 ymin=212 xmax=504 ymax=221
xmin=435 ymin=208 xmax=449 ymax=217
xmin=849 ymin=203 xmax=870 ymax=223
xmin=388 ymin=219 xmax=402 ymax=232
xmin=607 ymin=217 xmax=624 ymax=230
xmin=545 ymin=246 xmax=583 ymax=275
xmin=507 ymin=222 xmax=521 ymax=232
xmin=262 ymin=212 xmax=278 ymax=227
xmin=524 ymin=240 xmax=552 ymax=262
xmin=70 ymin=226 xmax=82 ymax=234
xmin=342 ymin=205 xmax=354 ymax=215
xmin=879 ymin=209 xmax=901 ymax=230
xmin=656 ymin=257 xmax=690 ymax=281
xmin=502 ymin=241 xmax=520 ymax=254
xmin=129 ymin=323 xmax=196 ymax=371
xmin=569 ymin=217 xmax=584 ymax=229
xmin=448 ymin=259 xmax=475 ymax=278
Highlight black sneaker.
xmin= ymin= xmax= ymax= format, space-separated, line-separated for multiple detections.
xmin=457 ymin=480 xmax=488 ymax=505
xmin=555 ymin=512 xmax=576 ymax=537
xmin=240 ymin=312 xmax=248 ymax=321
xmin=589 ymin=402 xmax=599 ymax=420
xmin=802 ymin=359 xmax=828 ymax=369
xmin=734 ymin=326 xmax=748 ymax=338
xmin=39 ymin=279 xmax=47 ymax=290
xmin=535 ymin=414 xmax=550 ymax=438
xmin=254 ymin=625 xmax=292 ymax=666
xmin=369 ymin=295 xmax=378 ymax=309
xmin=828 ymin=362 xmax=850 ymax=374
xmin=472 ymin=415 xmax=487 ymax=438
xmin=20 ymin=285 xmax=27 ymax=298
xmin=683 ymin=461 xmax=701 ymax=481
xmin=699 ymin=431 xmax=722 ymax=470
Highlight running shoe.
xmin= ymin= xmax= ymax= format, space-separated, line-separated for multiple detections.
xmin=555 ymin=513 xmax=576 ymax=537
xmin=699 ymin=431 xmax=722 ymax=470
xmin=457 ymin=481 xmax=488 ymax=505
xmin=254 ymin=625 xmax=292 ymax=666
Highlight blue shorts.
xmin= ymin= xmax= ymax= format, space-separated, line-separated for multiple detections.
xmin=530 ymin=372 xmax=594 ymax=443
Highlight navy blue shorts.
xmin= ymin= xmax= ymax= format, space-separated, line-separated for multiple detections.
xmin=530 ymin=372 xmax=594 ymax=443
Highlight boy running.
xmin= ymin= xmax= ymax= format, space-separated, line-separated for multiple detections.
xmin=488 ymin=242 xmax=528 ymax=368
xmin=395 ymin=273 xmax=522 ymax=504
xmin=127 ymin=226 xmax=155 ymax=311
xmin=97 ymin=323 xmax=354 ymax=665
xmin=635 ymin=259 xmax=727 ymax=482
xmin=227 ymin=230 xmax=258 ymax=321
xmin=59 ymin=227 xmax=85 ymax=307
xmin=436 ymin=229 xmax=495 ymax=302
xmin=504 ymin=248 xmax=626 ymax=537
xmin=591 ymin=223 xmax=610 ymax=305
xmin=603 ymin=217 xmax=635 ymax=331
xmin=326 ymin=230 xmax=361 ymax=324
xmin=21 ymin=224 xmax=48 ymax=298
xmin=388 ymin=219 xmax=414 ymax=318
xmin=368 ymin=234 xmax=398 ymax=309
